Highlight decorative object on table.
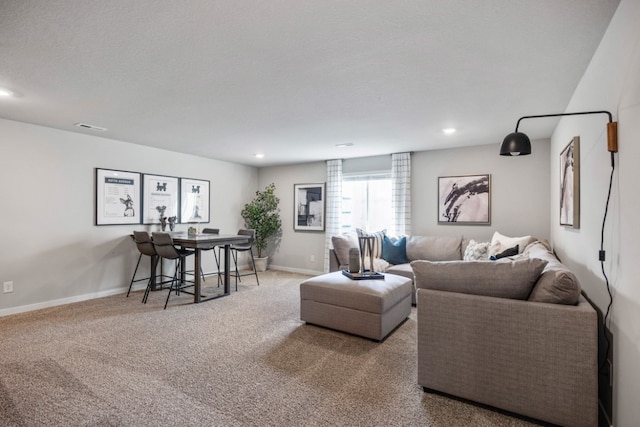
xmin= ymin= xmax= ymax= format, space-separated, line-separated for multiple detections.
xmin=160 ymin=217 xmax=167 ymax=231
xmin=95 ymin=168 xmax=142 ymax=225
xmin=348 ymin=247 xmax=360 ymax=273
xmin=293 ymin=183 xmax=325 ymax=231
xmin=179 ymin=177 xmax=210 ymax=223
xmin=437 ymin=174 xmax=490 ymax=225
xmin=167 ymin=216 xmax=176 ymax=231
xmin=241 ymin=183 xmax=282 ymax=269
xmin=187 ymin=224 xmax=199 ymax=237
xmin=342 ymin=236 xmax=384 ymax=280
xmin=560 ymin=137 xmax=580 ymax=228
xmin=142 ymin=174 xmax=179 ymax=225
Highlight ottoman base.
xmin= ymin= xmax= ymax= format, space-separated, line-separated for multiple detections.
xmin=300 ymin=272 xmax=412 ymax=341
xmin=301 ymin=295 xmax=411 ymax=341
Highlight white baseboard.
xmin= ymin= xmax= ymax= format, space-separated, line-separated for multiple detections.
xmin=0 ymin=286 xmax=137 ymax=318
xmin=268 ymin=264 xmax=323 ymax=276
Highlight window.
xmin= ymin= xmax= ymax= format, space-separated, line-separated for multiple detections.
xmin=341 ymin=173 xmax=392 ymax=232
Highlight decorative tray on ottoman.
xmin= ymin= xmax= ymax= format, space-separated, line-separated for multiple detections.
xmin=342 ymin=270 xmax=385 ymax=280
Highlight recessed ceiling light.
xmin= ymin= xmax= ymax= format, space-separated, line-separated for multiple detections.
xmin=0 ymin=88 xmax=14 ymax=97
xmin=442 ymin=128 xmax=456 ymax=135
xmin=255 ymin=153 xmax=265 ymax=158
xmin=336 ymin=143 xmax=354 ymax=148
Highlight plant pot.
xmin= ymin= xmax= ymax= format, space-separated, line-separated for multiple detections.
xmin=253 ymin=256 xmax=268 ymax=272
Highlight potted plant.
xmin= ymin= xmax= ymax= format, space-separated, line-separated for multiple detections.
xmin=241 ymin=183 xmax=282 ymax=271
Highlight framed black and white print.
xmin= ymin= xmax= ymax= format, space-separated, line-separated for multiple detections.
xmin=95 ymin=168 xmax=142 ymax=225
xmin=438 ymin=174 xmax=491 ymax=225
xmin=180 ymin=178 xmax=210 ymax=223
xmin=142 ymin=174 xmax=179 ymax=224
xmin=294 ymin=183 xmax=325 ymax=231
xmin=560 ymin=137 xmax=580 ymax=228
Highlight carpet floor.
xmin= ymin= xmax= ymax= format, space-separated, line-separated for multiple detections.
xmin=0 ymin=270 xmax=538 ymax=426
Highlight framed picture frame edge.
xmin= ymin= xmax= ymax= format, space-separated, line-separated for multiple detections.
xmin=293 ymin=182 xmax=326 ymax=232
xmin=95 ymin=167 xmax=142 ymax=226
xmin=179 ymin=177 xmax=211 ymax=224
xmin=437 ymin=173 xmax=491 ymax=226
xmin=560 ymin=136 xmax=580 ymax=228
xmin=142 ymin=173 xmax=181 ymax=225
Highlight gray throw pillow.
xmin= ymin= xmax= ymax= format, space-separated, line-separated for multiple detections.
xmin=331 ymin=234 xmax=359 ymax=265
xmin=525 ymin=241 xmax=581 ymax=305
xmin=411 ymin=258 xmax=548 ymax=300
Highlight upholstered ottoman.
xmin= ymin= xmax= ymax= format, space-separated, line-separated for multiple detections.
xmin=300 ymin=271 xmax=412 ymax=341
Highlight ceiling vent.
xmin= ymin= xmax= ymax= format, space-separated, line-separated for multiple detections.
xmin=74 ymin=122 xmax=107 ymax=132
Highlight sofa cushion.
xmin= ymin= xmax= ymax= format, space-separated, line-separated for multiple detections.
xmin=331 ymin=233 xmax=358 ymax=266
xmin=489 ymin=231 xmax=535 ymax=256
xmin=381 ymin=235 xmax=409 ymax=265
xmin=356 ymin=228 xmax=386 ymax=259
xmin=525 ymin=241 xmax=581 ymax=305
xmin=411 ymin=258 xmax=548 ymax=300
xmin=463 ymin=239 xmax=490 ymax=261
xmin=406 ymin=235 xmax=462 ymax=261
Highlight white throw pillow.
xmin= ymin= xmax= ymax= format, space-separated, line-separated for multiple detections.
xmin=463 ymin=240 xmax=490 ymax=261
xmin=489 ymin=231 xmax=533 ymax=256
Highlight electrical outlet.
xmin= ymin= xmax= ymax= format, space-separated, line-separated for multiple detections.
xmin=310 ymin=255 xmax=316 ymax=262
xmin=3 ymin=281 xmax=13 ymax=293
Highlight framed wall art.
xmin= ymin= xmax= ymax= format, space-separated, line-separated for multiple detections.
xmin=294 ymin=183 xmax=325 ymax=231
xmin=560 ymin=136 xmax=580 ymax=228
xmin=142 ymin=174 xmax=180 ymax=224
xmin=95 ymin=168 xmax=142 ymax=225
xmin=438 ymin=174 xmax=491 ymax=225
xmin=180 ymin=178 xmax=210 ymax=223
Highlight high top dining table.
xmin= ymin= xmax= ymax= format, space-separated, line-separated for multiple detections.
xmin=150 ymin=232 xmax=251 ymax=303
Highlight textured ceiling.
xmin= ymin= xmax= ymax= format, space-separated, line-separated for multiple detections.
xmin=0 ymin=1 xmax=619 ymax=167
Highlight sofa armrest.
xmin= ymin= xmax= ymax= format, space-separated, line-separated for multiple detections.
xmin=417 ymin=289 xmax=597 ymax=427
xmin=329 ymin=249 xmax=342 ymax=272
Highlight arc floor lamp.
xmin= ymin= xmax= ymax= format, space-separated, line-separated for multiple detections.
xmin=500 ymin=110 xmax=618 ymax=156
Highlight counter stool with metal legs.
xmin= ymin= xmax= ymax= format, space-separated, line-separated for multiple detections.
xmin=220 ymin=228 xmax=260 ymax=291
xmin=128 ymin=231 xmax=158 ymax=301
xmin=151 ymin=232 xmax=196 ymax=309
xmin=201 ymin=228 xmax=222 ymax=287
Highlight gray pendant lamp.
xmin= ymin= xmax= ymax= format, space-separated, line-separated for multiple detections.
xmin=500 ymin=111 xmax=618 ymax=156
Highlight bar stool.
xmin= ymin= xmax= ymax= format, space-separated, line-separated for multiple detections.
xmin=127 ymin=231 xmax=158 ymax=300
xmin=201 ymin=228 xmax=222 ymax=287
xmin=221 ymin=228 xmax=260 ymax=291
xmin=151 ymin=232 xmax=196 ymax=309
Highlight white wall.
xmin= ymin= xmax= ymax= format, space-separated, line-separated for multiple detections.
xmin=550 ymin=1 xmax=639 ymax=425
xmin=259 ymin=141 xmax=550 ymax=274
xmin=0 ymin=119 xmax=257 ymax=315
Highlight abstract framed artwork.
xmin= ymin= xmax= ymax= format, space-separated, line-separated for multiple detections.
xmin=294 ymin=183 xmax=325 ymax=231
xmin=438 ymin=174 xmax=491 ymax=225
xmin=560 ymin=136 xmax=580 ymax=228
xmin=142 ymin=174 xmax=179 ymax=224
xmin=179 ymin=178 xmax=210 ymax=224
xmin=95 ymin=168 xmax=142 ymax=225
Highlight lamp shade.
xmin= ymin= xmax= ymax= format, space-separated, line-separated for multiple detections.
xmin=500 ymin=132 xmax=531 ymax=156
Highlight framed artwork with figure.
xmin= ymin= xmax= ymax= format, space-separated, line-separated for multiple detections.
xmin=95 ymin=168 xmax=142 ymax=225
xmin=294 ymin=183 xmax=325 ymax=231
xmin=142 ymin=174 xmax=179 ymax=225
xmin=438 ymin=174 xmax=491 ymax=225
xmin=179 ymin=178 xmax=210 ymax=224
xmin=560 ymin=137 xmax=580 ymax=228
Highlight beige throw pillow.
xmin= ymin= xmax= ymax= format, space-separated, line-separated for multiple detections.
xmin=489 ymin=231 xmax=534 ymax=256
xmin=331 ymin=234 xmax=359 ymax=266
xmin=411 ymin=258 xmax=548 ymax=300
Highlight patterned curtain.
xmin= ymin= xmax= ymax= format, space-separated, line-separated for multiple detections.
xmin=391 ymin=152 xmax=411 ymax=237
xmin=324 ymin=159 xmax=343 ymax=272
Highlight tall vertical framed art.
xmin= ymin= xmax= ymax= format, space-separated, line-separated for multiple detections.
xmin=142 ymin=174 xmax=179 ymax=224
xmin=180 ymin=178 xmax=210 ymax=223
xmin=95 ymin=168 xmax=141 ymax=225
xmin=560 ymin=137 xmax=580 ymax=228
xmin=294 ymin=183 xmax=325 ymax=231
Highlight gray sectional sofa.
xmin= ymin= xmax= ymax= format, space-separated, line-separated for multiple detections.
xmin=329 ymin=233 xmax=598 ymax=427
